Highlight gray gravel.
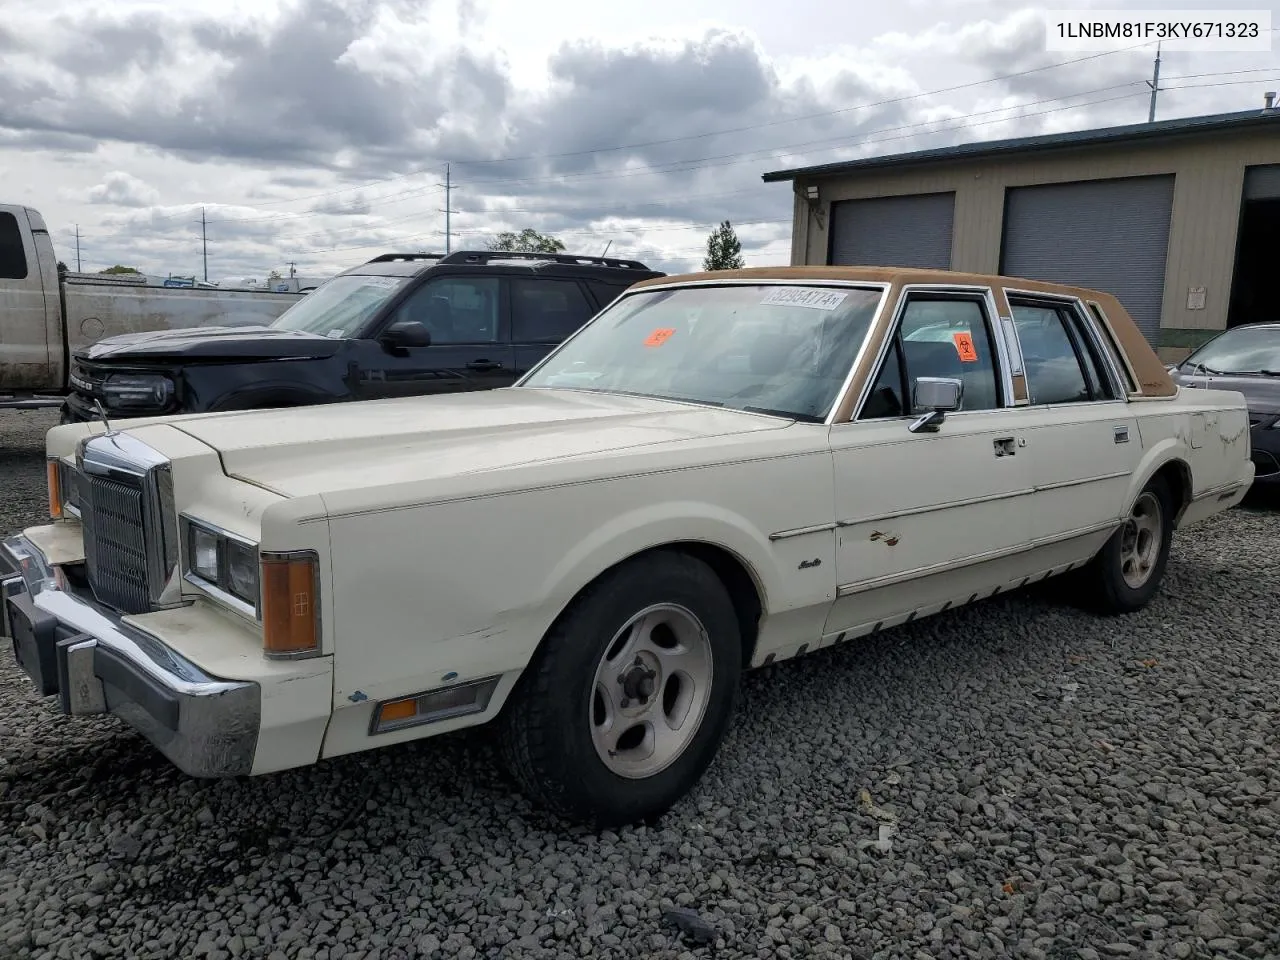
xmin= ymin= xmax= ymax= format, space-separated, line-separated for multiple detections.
xmin=3 ymin=408 xmax=1280 ymax=960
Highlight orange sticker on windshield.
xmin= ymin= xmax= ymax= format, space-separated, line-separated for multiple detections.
xmin=644 ymin=327 xmax=675 ymax=347
xmin=953 ymin=332 xmax=978 ymax=362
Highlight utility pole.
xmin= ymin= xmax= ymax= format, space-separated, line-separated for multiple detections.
xmin=444 ymin=163 xmax=452 ymax=255
xmin=1146 ymin=42 xmax=1162 ymax=122
xmin=287 ymin=260 xmax=296 ymax=278
xmin=201 ymin=206 xmax=208 ymax=281
xmin=74 ymin=225 xmax=82 ymax=272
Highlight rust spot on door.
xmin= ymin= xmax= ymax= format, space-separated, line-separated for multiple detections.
xmin=869 ymin=530 xmax=900 ymax=547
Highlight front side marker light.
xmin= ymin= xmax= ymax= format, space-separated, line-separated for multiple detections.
xmin=370 ymin=677 xmax=501 ymax=735
xmin=261 ymin=551 xmax=320 ymax=659
xmin=47 ymin=460 xmax=63 ymax=519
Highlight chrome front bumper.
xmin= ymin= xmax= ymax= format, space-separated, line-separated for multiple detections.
xmin=1 ymin=533 xmax=260 ymax=777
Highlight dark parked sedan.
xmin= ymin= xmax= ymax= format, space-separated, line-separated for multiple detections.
xmin=1169 ymin=322 xmax=1280 ymax=486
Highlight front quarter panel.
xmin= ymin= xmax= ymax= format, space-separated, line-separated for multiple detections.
xmin=318 ymin=439 xmax=838 ymax=757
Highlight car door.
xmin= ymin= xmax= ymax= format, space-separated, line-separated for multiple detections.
xmin=1003 ymin=291 xmax=1142 ymax=544
xmin=823 ymin=286 xmax=1034 ymax=642
xmin=0 ymin=206 xmax=55 ymax=389
xmin=356 ymin=275 xmax=514 ymax=400
xmin=509 ymin=277 xmax=600 ymax=378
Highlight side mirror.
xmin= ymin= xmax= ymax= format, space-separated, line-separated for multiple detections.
xmin=909 ymin=376 xmax=963 ymax=434
xmin=380 ymin=320 xmax=431 ymax=350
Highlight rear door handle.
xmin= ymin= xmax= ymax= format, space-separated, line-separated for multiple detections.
xmin=466 ymin=360 xmax=503 ymax=371
xmin=993 ymin=437 xmax=1016 ymax=457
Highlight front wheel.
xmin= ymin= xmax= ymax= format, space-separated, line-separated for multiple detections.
xmin=499 ymin=550 xmax=743 ymax=828
xmin=1081 ymin=475 xmax=1174 ymax=614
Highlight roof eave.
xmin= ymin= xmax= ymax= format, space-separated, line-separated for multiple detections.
xmin=761 ymin=109 xmax=1280 ymax=183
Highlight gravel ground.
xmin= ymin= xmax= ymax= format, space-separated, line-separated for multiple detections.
xmin=2 ymin=408 xmax=1279 ymax=960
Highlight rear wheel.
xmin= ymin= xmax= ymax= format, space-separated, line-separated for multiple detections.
xmin=499 ymin=550 xmax=742 ymax=827
xmin=1081 ymin=475 xmax=1174 ymax=614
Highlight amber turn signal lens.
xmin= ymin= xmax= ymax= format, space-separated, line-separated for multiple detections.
xmin=260 ymin=552 xmax=319 ymax=658
xmin=47 ymin=461 xmax=63 ymax=520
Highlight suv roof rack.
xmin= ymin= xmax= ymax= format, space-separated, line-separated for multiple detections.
xmin=364 ymin=252 xmax=446 ymax=264
xmin=437 ymin=250 xmax=651 ymax=270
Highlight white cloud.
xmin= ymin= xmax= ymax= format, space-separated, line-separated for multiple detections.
xmin=1 ymin=0 xmax=1274 ymax=280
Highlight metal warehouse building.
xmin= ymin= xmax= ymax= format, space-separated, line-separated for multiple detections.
xmin=763 ymin=105 xmax=1280 ymax=360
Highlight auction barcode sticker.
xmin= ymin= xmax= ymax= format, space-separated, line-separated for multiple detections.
xmin=760 ymin=287 xmax=849 ymax=310
xmin=1044 ymin=9 xmax=1271 ymax=51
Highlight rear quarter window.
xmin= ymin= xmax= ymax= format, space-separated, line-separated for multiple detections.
xmin=0 ymin=211 xmax=29 ymax=280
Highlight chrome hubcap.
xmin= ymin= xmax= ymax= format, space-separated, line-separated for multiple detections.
xmin=1120 ymin=491 xmax=1163 ymax=589
xmin=589 ymin=603 xmax=713 ymax=779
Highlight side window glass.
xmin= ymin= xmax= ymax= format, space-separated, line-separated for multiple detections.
xmin=512 ymin=279 xmax=596 ymax=343
xmin=394 ymin=277 xmax=500 ymax=344
xmin=862 ymin=338 xmax=907 ymax=418
xmin=1010 ymin=303 xmax=1091 ymax=405
xmin=0 ymin=211 xmax=29 ymax=280
xmin=1064 ymin=307 xmax=1119 ymax=400
xmin=898 ymin=297 xmax=1001 ymax=411
xmin=585 ymin=281 xmax=625 ymax=310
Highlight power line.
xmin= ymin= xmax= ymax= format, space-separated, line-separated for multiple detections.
xmin=126 ymin=64 xmax=1278 ymax=230
xmin=117 ymin=37 xmax=1182 ymax=218
xmin=82 ymin=72 xmax=1278 ymax=263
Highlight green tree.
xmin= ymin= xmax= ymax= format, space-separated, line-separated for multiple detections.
xmin=487 ymin=228 xmax=567 ymax=253
xmin=703 ymin=220 xmax=744 ymax=271
xmin=99 ymin=264 xmax=142 ymax=275
xmin=267 ymin=269 xmax=283 ymax=282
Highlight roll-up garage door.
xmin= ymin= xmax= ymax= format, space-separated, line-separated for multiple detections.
xmin=1000 ymin=175 xmax=1175 ymax=343
xmin=1244 ymin=164 xmax=1280 ymax=199
xmin=828 ymin=192 xmax=955 ymax=269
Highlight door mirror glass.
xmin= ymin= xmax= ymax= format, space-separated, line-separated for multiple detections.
xmin=909 ymin=376 xmax=963 ymax=433
xmin=381 ymin=320 xmax=431 ymax=349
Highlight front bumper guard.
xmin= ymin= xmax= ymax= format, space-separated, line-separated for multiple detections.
xmin=1 ymin=533 xmax=260 ymax=777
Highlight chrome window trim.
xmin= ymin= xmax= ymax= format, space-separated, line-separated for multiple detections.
xmin=510 ymin=278 xmax=894 ymax=426
xmin=179 ymin=514 xmax=261 ymax=622
xmin=1002 ymin=287 xmax=1129 ymax=404
xmin=850 ymin=284 xmax=1015 ymax=423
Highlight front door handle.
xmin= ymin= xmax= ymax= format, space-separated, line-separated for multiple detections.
xmin=466 ymin=360 xmax=503 ymax=371
xmin=993 ymin=437 xmax=1016 ymax=457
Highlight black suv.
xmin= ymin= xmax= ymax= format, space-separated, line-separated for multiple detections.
xmin=61 ymin=249 xmax=664 ymax=422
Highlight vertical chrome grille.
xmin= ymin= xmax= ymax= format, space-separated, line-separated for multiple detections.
xmin=75 ymin=433 xmax=175 ymax=616
xmin=82 ymin=474 xmax=151 ymax=614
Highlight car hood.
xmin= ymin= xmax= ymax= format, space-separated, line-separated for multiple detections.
xmin=76 ymin=326 xmax=344 ymax=363
xmin=166 ymin=388 xmax=796 ymax=500
xmin=1172 ymin=370 xmax=1280 ymax=415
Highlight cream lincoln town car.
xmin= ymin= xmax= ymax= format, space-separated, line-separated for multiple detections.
xmin=1 ymin=266 xmax=1255 ymax=827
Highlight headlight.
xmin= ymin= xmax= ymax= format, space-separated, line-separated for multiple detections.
xmin=102 ymin=373 xmax=174 ymax=410
xmin=183 ymin=518 xmax=259 ymax=611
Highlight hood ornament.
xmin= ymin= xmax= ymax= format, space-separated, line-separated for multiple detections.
xmin=92 ymin=399 xmax=118 ymax=437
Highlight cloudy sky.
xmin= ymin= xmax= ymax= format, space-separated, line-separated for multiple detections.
xmin=1 ymin=0 xmax=1277 ymax=284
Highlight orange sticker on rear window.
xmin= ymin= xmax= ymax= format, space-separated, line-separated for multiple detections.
xmin=953 ymin=332 xmax=978 ymax=362
xmin=644 ymin=327 xmax=675 ymax=347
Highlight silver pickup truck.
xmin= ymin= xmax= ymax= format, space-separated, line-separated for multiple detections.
xmin=1 ymin=204 xmax=306 ymax=410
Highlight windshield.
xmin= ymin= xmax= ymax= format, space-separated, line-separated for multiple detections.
xmin=519 ymin=283 xmax=883 ymax=421
xmin=271 ymin=273 xmax=409 ymax=338
xmin=1182 ymin=325 xmax=1280 ymax=375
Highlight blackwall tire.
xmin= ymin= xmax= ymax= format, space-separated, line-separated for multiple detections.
xmin=1082 ymin=475 xmax=1175 ymax=615
xmin=499 ymin=550 xmax=742 ymax=828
